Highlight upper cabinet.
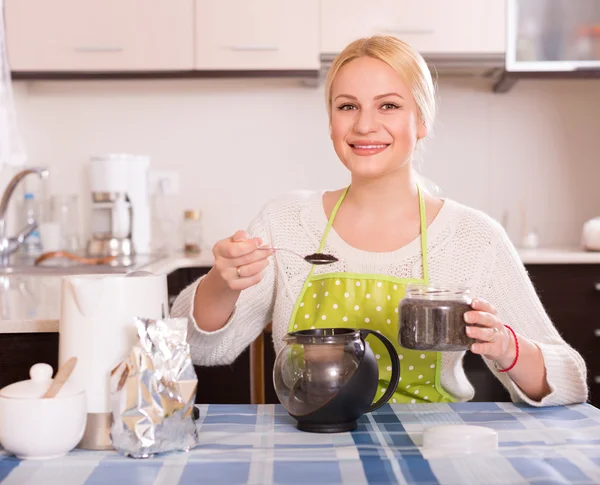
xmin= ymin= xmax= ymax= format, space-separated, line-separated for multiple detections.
xmin=320 ymin=0 xmax=438 ymax=54
xmin=194 ymin=0 xmax=319 ymax=70
xmin=320 ymin=0 xmax=505 ymax=55
xmin=4 ymin=0 xmax=505 ymax=75
xmin=5 ymin=0 xmax=195 ymax=72
xmin=435 ymin=0 xmax=506 ymax=54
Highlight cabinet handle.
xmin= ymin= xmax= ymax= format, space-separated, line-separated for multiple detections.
xmin=595 ymin=376 xmax=600 ymax=385
xmin=376 ymin=28 xmax=435 ymax=36
xmin=228 ymin=45 xmax=279 ymax=52
xmin=595 ymin=283 xmax=600 ymax=291
xmin=74 ymin=46 xmax=124 ymax=53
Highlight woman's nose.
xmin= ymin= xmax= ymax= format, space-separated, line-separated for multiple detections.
xmin=354 ymin=108 xmax=379 ymax=134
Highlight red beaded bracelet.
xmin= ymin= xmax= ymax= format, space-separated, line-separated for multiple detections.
xmin=496 ymin=324 xmax=519 ymax=373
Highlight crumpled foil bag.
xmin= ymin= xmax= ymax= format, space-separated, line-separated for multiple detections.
xmin=109 ymin=317 xmax=199 ymax=458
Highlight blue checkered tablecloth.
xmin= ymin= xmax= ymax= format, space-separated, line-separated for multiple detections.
xmin=1 ymin=402 xmax=600 ymax=485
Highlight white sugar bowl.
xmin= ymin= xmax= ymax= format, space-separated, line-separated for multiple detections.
xmin=0 ymin=363 xmax=87 ymax=460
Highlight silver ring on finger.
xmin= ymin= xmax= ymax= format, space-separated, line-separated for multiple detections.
xmin=236 ymin=266 xmax=242 ymax=278
xmin=490 ymin=326 xmax=499 ymax=342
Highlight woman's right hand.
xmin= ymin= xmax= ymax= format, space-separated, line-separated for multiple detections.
xmin=212 ymin=230 xmax=274 ymax=291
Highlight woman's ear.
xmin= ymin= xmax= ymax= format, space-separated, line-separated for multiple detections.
xmin=417 ymin=119 xmax=428 ymax=140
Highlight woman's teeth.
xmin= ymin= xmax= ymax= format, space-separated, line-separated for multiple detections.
xmin=353 ymin=144 xmax=387 ymax=149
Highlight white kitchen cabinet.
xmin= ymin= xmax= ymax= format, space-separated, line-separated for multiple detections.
xmin=434 ymin=0 xmax=506 ymax=54
xmin=320 ymin=0 xmax=439 ymax=54
xmin=5 ymin=0 xmax=195 ymax=72
xmin=320 ymin=0 xmax=505 ymax=55
xmin=195 ymin=0 xmax=320 ymax=70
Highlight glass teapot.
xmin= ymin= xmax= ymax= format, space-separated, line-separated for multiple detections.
xmin=273 ymin=328 xmax=400 ymax=433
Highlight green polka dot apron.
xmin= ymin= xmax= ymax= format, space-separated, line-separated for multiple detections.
xmin=288 ymin=186 xmax=455 ymax=404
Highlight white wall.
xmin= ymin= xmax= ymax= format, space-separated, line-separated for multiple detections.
xmin=5 ymin=75 xmax=600 ymax=252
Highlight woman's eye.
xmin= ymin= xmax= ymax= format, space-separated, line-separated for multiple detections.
xmin=337 ymin=104 xmax=357 ymax=111
xmin=381 ymin=103 xmax=400 ymax=110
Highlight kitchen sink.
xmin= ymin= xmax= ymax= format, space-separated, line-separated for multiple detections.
xmin=0 ymin=253 xmax=166 ymax=276
xmin=0 ymin=263 xmax=129 ymax=276
xmin=0 ymin=253 xmax=169 ymax=321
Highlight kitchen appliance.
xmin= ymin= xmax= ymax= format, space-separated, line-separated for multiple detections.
xmin=506 ymin=0 xmax=600 ymax=73
xmin=581 ymin=217 xmax=600 ymax=251
xmin=273 ymin=328 xmax=400 ymax=433
xmin=87 ymin=154 xmax=151 ymax=259
xmin=492 ymin=0 xmax=600 ymax=92
xmin=58 ymin=272 xmax=168 ymax=450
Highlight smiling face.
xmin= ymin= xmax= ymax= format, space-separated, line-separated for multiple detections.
xmin=329 ymin=56 xmax=427 ymax=180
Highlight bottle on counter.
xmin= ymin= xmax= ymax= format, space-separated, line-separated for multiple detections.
xmin=183 ymin=210 xmax=203 ymax=255
xmin=21 ymin=192 xmax=43 ymax=257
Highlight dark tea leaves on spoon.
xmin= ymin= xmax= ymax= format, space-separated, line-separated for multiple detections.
xmin=304 ymin=253 xmax=339 ymax=265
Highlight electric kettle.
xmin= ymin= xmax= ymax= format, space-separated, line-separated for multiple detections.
xmin=273 ymin=328 xmax=400 ymax=433
xmin=58 ymin=271 xmax=168 ymax=449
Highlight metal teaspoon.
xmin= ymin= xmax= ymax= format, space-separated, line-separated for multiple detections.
xmin=258 ymin=246 xmax=338 ymax=265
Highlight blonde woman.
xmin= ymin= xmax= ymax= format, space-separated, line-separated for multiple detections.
xmin=172 ymin=36 xmax=588 ymax=407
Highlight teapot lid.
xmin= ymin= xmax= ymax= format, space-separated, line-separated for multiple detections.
xmin=0 ymin=363 xmax=82 ymax=399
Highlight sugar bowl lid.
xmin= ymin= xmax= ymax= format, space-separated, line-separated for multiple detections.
xmin=0 ymin=363 xmax=81 ymax=399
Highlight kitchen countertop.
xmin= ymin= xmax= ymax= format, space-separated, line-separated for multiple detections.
xmin=1 ymin=402 xmax=599 ymax=485
xmin=518 ymin=247 xmax=600 ymax=264
xmin=1 ymin=247 xmax=599 ymax=335
xmin=145 ymin=247 xmax=600 ymax=267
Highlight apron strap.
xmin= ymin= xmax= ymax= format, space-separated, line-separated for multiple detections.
xmin=316 ymin=185 xmax=429 ymax=282
xmin=318 ymin=186 xmax=349 ymax=253
xmin=417 ymin=185 xmax=429 ymax=283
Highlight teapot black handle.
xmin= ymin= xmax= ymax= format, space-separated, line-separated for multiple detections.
xmin=360 ymin=329 xmax=401 ymax=412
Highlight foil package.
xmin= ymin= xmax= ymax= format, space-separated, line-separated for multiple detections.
xmin=109 ymin=317 xmax=199 ymax=458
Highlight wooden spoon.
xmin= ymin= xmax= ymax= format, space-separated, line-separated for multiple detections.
xmin=43 ymin=357 xmax=78 ymax=399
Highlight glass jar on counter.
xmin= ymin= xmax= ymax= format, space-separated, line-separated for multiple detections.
xmin=398 ymin=285 xmax=475 ymax=352
xmin=183 ymin=210 xmax=203 ymax=254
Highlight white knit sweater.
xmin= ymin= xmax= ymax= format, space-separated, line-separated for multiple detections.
xmin=172 ymin=190 xmax=589 ymax=407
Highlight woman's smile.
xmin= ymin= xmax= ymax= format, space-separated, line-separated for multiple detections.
xmin=348 ymin=140 xmax=391 ymax=156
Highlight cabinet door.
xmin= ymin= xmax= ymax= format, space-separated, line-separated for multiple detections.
xmin=321 ymin=0 xmax=438 ymax=54
xmin=195 ymin=0 xmax=319 ymax=70
xmin=5 ymin=0 xmax=195 ymax=72
xmin=320 ymin=0 xmax=505 ymax=55
xmin=434 ymin=0 xmax=505 ymax=54
xmin=526 ymin=264 xmax=600 ymax=408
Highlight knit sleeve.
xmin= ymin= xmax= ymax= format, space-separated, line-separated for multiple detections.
xmin=475 ymin=221 xmax=588 ymax=407
xmin=170 ymin=204 xmax=276 ymax=366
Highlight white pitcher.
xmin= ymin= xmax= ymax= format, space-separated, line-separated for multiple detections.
xmin=58 ymin=272 xmax=168 ymax=450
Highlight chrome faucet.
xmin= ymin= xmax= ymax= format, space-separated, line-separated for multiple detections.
xmin=0 ymin=167 xmax=50 ymax=266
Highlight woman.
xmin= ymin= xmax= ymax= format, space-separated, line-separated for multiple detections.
xmin=172 ymin=35 xmax=588 ymax=406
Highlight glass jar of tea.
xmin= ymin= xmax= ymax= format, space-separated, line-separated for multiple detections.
xmin=398 ymin=285 xmax=475 ymax=352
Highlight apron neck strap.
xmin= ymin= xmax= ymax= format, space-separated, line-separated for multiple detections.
xmin=318 ymin=186 xmax=349 ymax=253
xmin=417 ymin=185 xmax=429 ymax=283
xmin=317 ymin=184 xmax=429 ymax=282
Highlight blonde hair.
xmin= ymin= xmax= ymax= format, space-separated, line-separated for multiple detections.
xmin=324 ymin=35 xmax=436 ymax=130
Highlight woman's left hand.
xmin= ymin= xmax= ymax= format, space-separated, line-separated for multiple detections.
xmin=465 ymin=298 xmax=516 ymax=368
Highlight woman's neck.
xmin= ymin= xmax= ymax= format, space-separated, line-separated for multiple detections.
xmin=344 ymin=167 xmax=419 ymax=216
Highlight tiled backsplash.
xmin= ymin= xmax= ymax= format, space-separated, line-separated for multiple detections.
xmin=5 ymin=76 xmax=600 ymax=250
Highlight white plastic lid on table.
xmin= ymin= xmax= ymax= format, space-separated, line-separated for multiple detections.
xmin=421 ymin=424 xmax=499 ymax=458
